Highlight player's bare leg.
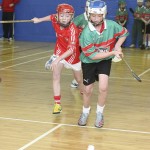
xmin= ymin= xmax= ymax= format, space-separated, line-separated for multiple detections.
xmin=72 ymin=70 xmax=83 ymax=93
xmin=52 ymin=63 xmax=64 ymax=114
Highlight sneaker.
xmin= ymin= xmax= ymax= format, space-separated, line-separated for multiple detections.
xmin=139 ymin=44 xmax=145 ymax=50
xmin=8 ymin=38 xmax=13 ymax=41
xmin=45 ymin=55 xmax=56 ymax=70
xmin=70 ymin=79 xmax=79 ymax=88
xmin=78 ymin=113 xmax=89 ymax=126
xmin=0 ymin=37 xmax=7 ymax=41
xmin=129 ymin=44 xmax=135 ymax=48
xmin=146 ymin=46 xmax=150 ymax=50
xmin=53 ymin=103 xmax=62 ymax=114
xmin=95 ymin=112 xmax=104 ymax=128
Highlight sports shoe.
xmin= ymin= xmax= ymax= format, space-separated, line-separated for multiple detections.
xmin=8 ymin=38 xmax=13 ymax=41
xmin=45 ymin=55 xmax=56 ymax=70
xmin=78 ymin=113 xmax=89 ymax=126
xmin=53 ymin=103 xmax=62 ymax=114
xmin=95 ymin=112 xmax=104 ymax=128
xmin=0 ymin=37 xmax=7 ymax=41
xmin=70 ymin=79 xmax=79 ymax=88
xmin=129 ymin=44 xmax=135 ymax=48
xmin=146 ymin=46 xmax=150 ymax=50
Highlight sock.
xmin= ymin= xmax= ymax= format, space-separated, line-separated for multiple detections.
xmin=83 ymin=106 xmax=91 ymax=114
xmin=96 ymin=104 xmax=105 ymax=114
xmin=54 ymin=95 xmax=61 ymax=104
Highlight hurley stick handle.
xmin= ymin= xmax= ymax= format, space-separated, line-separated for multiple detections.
xmin=0 ymin=20 xmax=33 ymax=23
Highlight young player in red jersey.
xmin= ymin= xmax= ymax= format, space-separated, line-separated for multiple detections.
xmin=32 ymin=4 xmax=82 ymax=114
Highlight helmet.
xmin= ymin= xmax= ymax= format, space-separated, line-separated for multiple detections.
xmin=86 ymin=0 xmax=95 ymax=7
xmin=137 ymin=0 xmax=144 ymax=2
xmin=88 ymin=0 xmax=107 ymax=18
xmin=86 ymin=0 xmax=90 ymax=7
xmin=118 ymin=0 xmax=126 ymax=5
xmin=56 ymin=4 xmax=74 ymax=14
xmin=56 ymin=4 xmax=74 ymax=27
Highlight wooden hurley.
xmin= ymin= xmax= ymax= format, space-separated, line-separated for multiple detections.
xmin=0 ymin=20 xmax=33 ymax=23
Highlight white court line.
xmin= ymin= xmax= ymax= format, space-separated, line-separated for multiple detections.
xmin=18 ymin=124 xmax=62 ymax=150
xmin=2 ymin=68 xmax=150 ymax=82
xmin=3 ymin=68 xmax=150 ymax=82
xmin=139 ymin=68 xmax=150 ymax=77
xmin=0 ymin=117 xmax=150 ymax=135
xmin=0 ymin=50 xmax=50 ymax=64
xmin=0 ymin=56 xmax=49 ymax=70
xmin=0 ymin=46 xmax=19 ymax=51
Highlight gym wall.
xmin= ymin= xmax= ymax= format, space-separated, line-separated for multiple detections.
xmin=0 ymin=0 xmax=137 ymax=47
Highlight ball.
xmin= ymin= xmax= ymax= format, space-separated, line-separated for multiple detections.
xmin=87 ymin=145 xmax=95 ymax=150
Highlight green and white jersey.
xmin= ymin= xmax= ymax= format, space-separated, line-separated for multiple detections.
xmin=79 ymin=20 xmax=129 ymax=63
xmin=134 ymin=6 xmax=145 ymax=20
xmin=73 ymin=12 xmax=88 ymax=29
xmin=142 ymin=7 xmax=150 ymax=22
xmin=115 ymin=8 xmax=128 ymax=23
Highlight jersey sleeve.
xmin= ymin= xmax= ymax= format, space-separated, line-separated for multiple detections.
xmin=113 ymin=21 xmax=129 ymax=38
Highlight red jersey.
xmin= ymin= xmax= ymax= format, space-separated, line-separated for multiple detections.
xmin=50 ymin=14 xmax=80 ymax=64
xmin=0 ymin=0 xmax=20 ymax=12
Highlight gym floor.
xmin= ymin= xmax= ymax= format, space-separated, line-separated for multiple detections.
xmin=0 ymin=40 xmax=150 ymax=150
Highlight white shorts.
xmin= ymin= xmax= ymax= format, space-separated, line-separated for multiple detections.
xmin=47 ymin=54 xmax=81 ymax=71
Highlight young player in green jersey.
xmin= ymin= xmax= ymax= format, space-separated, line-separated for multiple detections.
xmin=115 ymin=0 xmax=128 ymax=27
xmin=78 ymin=0 xmax=129 ymax=128
xmin=129 ymin=0 xmax=145 ymax=49
xmin=141 ymin=0 xmax=150 ymax=49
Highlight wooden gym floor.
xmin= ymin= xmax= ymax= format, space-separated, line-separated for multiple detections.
xmin=0 ymin=40 xmax=150 ymax=150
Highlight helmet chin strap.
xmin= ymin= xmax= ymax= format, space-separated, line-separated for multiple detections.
xmin=58 ymin=21 xmax=71 ymax=28
xmin=91 ymin=20 xmax=104 ymax=27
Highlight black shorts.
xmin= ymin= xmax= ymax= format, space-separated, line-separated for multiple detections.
xmin=146 ymin=24 xmax=150 ymax=34
xmin=142 ymin=23 xmax=150 ymax=34
xmin=82 ymin=59 xmax=112 ymax=85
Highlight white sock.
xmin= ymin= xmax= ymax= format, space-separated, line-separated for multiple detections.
xmin=96 ymin=104 xmax=105 ymax=114
xmin=83 ymin=106 xmax=91 ymax=114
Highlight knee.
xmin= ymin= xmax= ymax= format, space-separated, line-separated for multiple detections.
xmin=99 ymin=87 xmax=108 ymax=94
xmin=84 ymin=87 xmax=92 ymax=96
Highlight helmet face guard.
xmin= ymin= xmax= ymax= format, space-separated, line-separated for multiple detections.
xmin=56 ymin=4 xmax=74 ymax=27
xmin=88 ymin=0 xmax=107 ymax=18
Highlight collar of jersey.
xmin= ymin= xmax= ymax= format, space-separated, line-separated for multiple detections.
xmin=119 ymin=8 xmax=126 ymax=11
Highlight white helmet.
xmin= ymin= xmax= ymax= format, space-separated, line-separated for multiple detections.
xmin=137 ymin=0 xmax=144 ymax=2
xmin=88 ymin=0 xmax=107 ymax=18
xmin=86 ymin=0 xmax=95 ymax=7
xmin=86 ymin=0 xmax=90 ymax=7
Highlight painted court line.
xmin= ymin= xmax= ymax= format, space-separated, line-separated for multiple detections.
xmin=139 ymin=68 xmax=150 ymax=77
xmin=18 ymin=124 xmax=62 ymax=150
xmin=3 ymin=68 xmax=150 ymax=82
xmin=0 ymin=46 xmax=19 ymax=51
xmin=0 ymin=50 xmax=50 ymax=64
xmin=0 ymin=56 xmax=49 ymax=70
xmin=0 ymin=117 xmax=150 ymax=135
